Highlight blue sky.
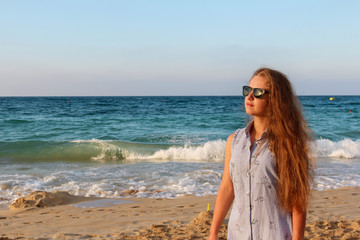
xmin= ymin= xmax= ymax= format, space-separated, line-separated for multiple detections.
xmin=0 ymin=0 xmax=359 ymax=96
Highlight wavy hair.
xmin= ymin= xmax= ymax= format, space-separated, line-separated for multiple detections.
xmin=252 ymin=68 xmax=314 ymax=212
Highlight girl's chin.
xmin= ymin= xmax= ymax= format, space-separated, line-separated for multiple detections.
xmin=246 ymin=110 xmax=267 ymax=117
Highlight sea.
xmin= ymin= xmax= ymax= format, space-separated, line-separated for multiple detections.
xmin=0 ymin=96 xmax=359 ymax=208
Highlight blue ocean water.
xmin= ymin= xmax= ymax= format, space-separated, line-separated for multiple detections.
xmin=0 ymin=96 xmax=359 ymax=207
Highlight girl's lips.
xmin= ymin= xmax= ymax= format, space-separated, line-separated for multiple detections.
xmin=246 ymin=103 xmax=254 ymax=107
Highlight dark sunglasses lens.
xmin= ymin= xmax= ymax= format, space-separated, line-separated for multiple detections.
xmin=243 ymin=86 xmax=252 ymax=96
xmin=253 ymin=88 xmax=265 ymax=98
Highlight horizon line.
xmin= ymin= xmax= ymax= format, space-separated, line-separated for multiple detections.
xmin=0 ymin=94 xmax=359 ymax=97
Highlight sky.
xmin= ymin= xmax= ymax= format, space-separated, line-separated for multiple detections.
xmin=0 ymin=0 xmax=359 ymax=96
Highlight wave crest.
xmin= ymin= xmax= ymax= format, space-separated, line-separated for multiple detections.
xmin=134 ymin=140 xmax=226 ymax=161
xmin=1 ymin=138 xmax=359 ymax=163
xmin=78 ymin=139 xmax=226 ymax=162
xmin=313 ymin=138 xmax=360 ymax=159
xmin=77 ymin=138 xmax=360 ymax=161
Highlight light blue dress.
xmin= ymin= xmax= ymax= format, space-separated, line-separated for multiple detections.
xmin=228 ymin=122 xmax=292 ymax=240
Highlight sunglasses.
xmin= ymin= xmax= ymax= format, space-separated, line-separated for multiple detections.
xmin=242 ymin=86 xmax=269 ymax=99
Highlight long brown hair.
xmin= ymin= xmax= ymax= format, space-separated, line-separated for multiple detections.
xmin=252 ymin=68 xmax=313 ymax=212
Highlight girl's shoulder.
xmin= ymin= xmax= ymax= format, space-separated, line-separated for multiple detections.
xmin=233 ymin=128 xmax=244 ymax=138
xmin=232 ymin=127 xmax=247 ymax=147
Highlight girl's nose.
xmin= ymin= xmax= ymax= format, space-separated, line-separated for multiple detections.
xmin=246 ymin=90 xmax=254 ymax=100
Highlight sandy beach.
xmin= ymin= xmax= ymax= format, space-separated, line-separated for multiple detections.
xmin=0 ymin=187 xmax=359 ymax=240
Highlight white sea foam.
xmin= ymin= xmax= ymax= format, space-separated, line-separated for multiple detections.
xmin=4 ymin=137 xmax=356 ymax=206
xmin=71 ymin=139 xmax=227 ymax=162
xmin=1 ymin=151 xmax=359 ymax=208
xmin=133 ymin=140 xmax=226 ymax=162
xmin=0 ymin=162 xmax=224 ymax=207
xmin=313 ymin=138 xmax=360 ymax=159
xmin=72 ymin=138 xmax=360 ymax=162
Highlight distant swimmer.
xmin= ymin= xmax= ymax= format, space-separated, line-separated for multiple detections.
xmin=349 ymin=110 xmax=353 ymax=113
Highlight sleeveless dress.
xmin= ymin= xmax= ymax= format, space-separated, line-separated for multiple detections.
xmin=227 ymin=121 xmax=292 ymax=240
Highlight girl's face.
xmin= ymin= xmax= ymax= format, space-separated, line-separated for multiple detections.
xmin=244 ymin=75 xmax=270 ymax=117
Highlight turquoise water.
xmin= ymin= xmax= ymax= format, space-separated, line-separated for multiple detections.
xmin=0 ymin=96 xmax=359 ymax=207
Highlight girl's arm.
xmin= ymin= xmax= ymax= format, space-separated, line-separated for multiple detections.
xmin=208 ymin=133 xmax=235 ymax=240
xmin=292 ymin=206 xmax=307 ymax=240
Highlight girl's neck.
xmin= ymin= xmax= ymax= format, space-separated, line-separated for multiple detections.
xmin=252 ymin=116 xmax=268 ymax=139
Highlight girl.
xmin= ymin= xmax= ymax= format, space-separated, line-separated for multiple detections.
xmin=208 ymin=68 xmax=313 ymax=240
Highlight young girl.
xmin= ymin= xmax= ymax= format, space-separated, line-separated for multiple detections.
xmin=208 ymin=68 xmax=313 ymax=240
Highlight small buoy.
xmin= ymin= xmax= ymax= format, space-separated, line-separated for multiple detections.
xmin=329 ymin=97 xmax=335 ymax=101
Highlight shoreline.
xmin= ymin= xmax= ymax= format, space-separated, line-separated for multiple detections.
xmin=1 ymin=187 xmax=360 ymax=239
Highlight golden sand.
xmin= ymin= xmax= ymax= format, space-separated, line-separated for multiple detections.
xmin=0 ymin=187 xmax=359 ymax=239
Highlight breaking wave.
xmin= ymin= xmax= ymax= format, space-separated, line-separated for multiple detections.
xmin=1 ymin=138 xmax=359 ymax=163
